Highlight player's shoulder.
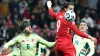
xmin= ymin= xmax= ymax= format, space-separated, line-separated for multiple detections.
xmin=83 ymin=38 xmax=91 ymax=41
xmin=73 ymin=34 xmax=80 ymax=38
xmin=31 ymin=32 xmax=38 ymax=36
xmin=32 ymin=32 xmax=37 ymax=35
xmin=14 ymin=33 xmax=24 ymax=38
xmin=83 ymin=38 xmax=94 ymax=43
xmin=18 ymin=33 xmax=24 ymax=36
xmin=74 ymin=34 xmax=78 ymax=36
xmin=68 ymin=21 xmax=75 ymax=25
xmin=73 ymin=34 xmax=83 ymax=41
xmin=19 ymin=33 xmax=24 ymax=35
xmin=31 ymin=32 xmax=40 ymax=37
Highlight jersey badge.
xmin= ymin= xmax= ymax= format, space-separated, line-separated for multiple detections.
xmin=21 ymin=40 xmax=25 ymax=42
xmin=32 ymin=39 xmax=34 ymax=42
xmin=59 ymin=15 xmax=63 ymax=19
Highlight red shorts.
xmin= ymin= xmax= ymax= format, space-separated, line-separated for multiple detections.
xmin=55 ymin=43 xmax=76 ymax=56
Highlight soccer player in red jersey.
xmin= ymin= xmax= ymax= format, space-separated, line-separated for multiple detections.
xmin=47 ymin=1 xmax=97 ymax=56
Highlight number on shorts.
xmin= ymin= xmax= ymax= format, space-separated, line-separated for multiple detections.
xmin=57 ymin=20 xmax=61 ymax=32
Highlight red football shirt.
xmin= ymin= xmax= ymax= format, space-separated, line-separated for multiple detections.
xmin=49 ymin=8 xmax=88 ymax=44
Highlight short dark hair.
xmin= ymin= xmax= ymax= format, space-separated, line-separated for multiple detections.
xmin=19 ymin=21 xmax=31 ymax=31
xmin=80 ymin=21 xmax=88 ymax=25
xmin=61 ymin=2 xmax=74 ymax=10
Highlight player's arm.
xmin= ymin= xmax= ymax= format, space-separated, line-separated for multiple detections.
xmin=36 ymin=35 xmax=55 ymax=48
xmin=45 ymin=48 xmax=50 ymax=56
xmin=86 ymin=39 xmax=95 ymax=56
xmin=67 ymin=21 xmax=97 ymax=43
xmin=3 ymin=37 xmax=19 ymax=52
xmin=47 ymin=1 xmax=57 ymax=18
xmin=67 ymin=21 xmax=88 ymax=38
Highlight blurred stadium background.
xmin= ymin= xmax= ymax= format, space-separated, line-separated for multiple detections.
xmin=0 ymin=0 xmax=100 ymax=56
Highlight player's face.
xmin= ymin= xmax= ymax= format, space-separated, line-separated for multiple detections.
xmin=79 ymin=22 xmax=88 ymax=32
xmin=25 ymin=26 xmax=32 ymax=33
xmin=65 ymin=5 xmax=74 ymax=11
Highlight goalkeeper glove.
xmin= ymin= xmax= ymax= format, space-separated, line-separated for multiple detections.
xmin=47 ymin=1 xmax=52 ymax=8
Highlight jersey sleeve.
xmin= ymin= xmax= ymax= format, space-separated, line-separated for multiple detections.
xmin=86 ymin=39 xmax=95 ymax=56
xmin=39 ymin=43 xmax=47 ymax=51
xmin=36 ymin=34 xmax=55 ymax=48
xmin=48 ymin=8 xmax=57 ymax=18
xmin=4 ymin=36 xmax=19 ymax=48
xmin=7 ymin=50 xmax=20 ymax=56
xmin=67 ymin=21 xmax=88 ymax=38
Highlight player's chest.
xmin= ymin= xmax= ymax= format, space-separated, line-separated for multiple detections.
xmin=19 ymin=37 xmax=37 ymax=49
xmin=20 ymin=38 xmax=36 ymax=44
xmin=18 ymin=36 xmax=37 ymax=46
xmin=74 ymin=37 xmax=86 ymax=46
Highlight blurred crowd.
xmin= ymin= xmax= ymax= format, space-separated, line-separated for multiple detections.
xmin=0 ymin=0 xmax=100 ymax=56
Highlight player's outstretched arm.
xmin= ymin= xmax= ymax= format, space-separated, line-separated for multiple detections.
xmin=36 ymin=34 xmax=55 ymax=48
xmin=67 ymin=21 xmax=97 ymax=43
xmin=67 ymin=21 xmax=88 ymax=38
xmin=3 ymin=37 xmax=18 ymax=52
xmin=45 ymin=49 xmax=50 ymax=56
xmin=47 ymin=1 xmax=57 ymax=18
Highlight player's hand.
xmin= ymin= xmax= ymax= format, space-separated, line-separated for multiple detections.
xmin=47 ymin=1 xmax=52 ymax=8
xmin=88 ymin=36 xmax=97 ymax=44
xmin=2 ymin=45 xmax=8 ymax=52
